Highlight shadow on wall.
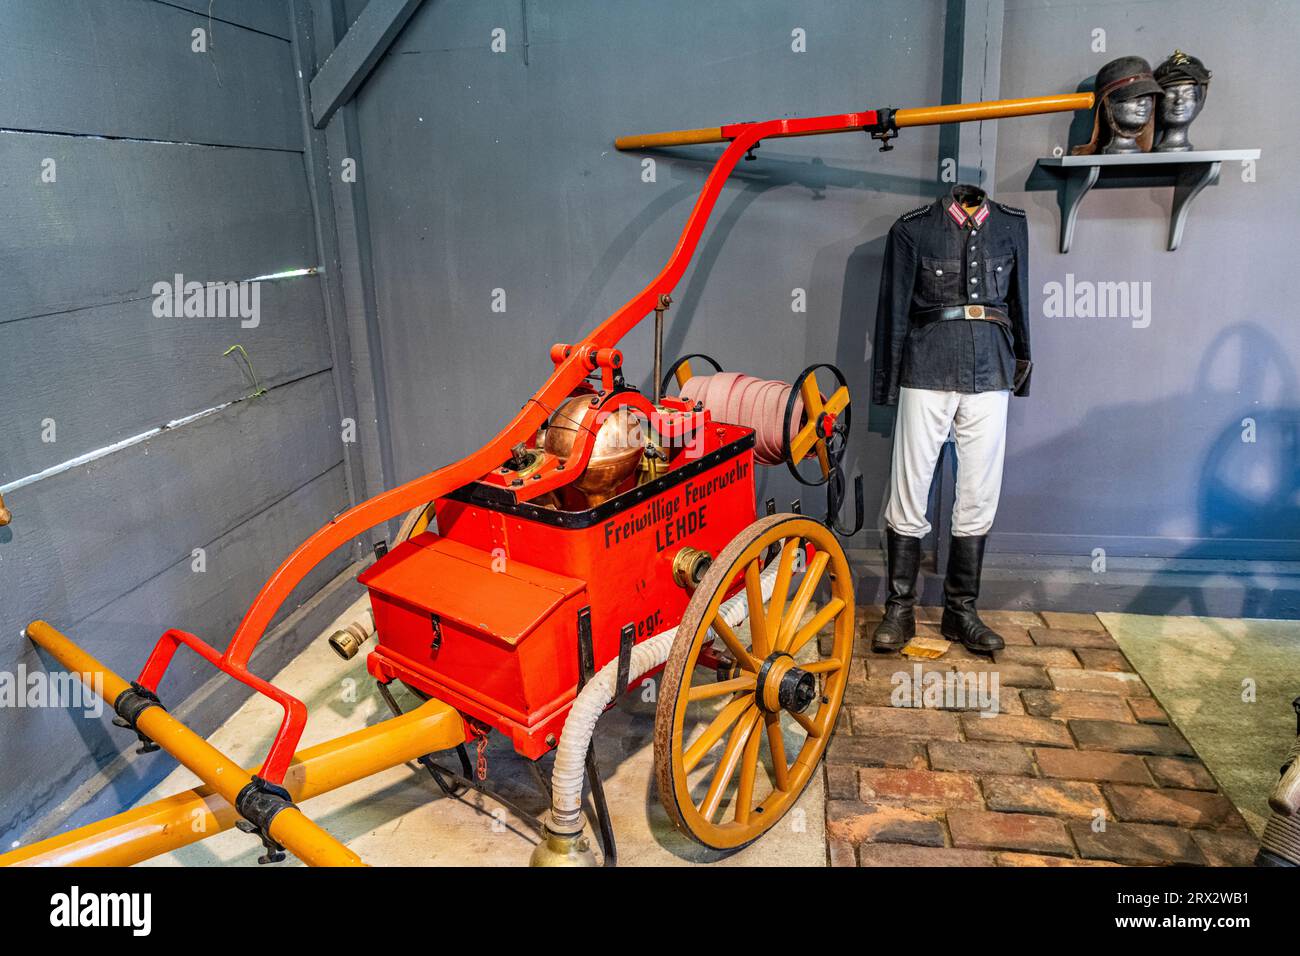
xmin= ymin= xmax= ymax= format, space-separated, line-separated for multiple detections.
xmin=995 ymin=322 xmax=1298 ymax=617
xmin=1131 ymin=323 xmax=1298 ymax=618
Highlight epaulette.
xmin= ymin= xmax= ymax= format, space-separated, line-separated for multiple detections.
xmin=994 ymin=201 xmax=1026 ymax=217
xmin=899 ymin=204 xmax=932 ymax=222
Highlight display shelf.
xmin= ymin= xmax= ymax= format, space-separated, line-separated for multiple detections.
xmin=1036 ymin=149 xmax=1261 ymax=252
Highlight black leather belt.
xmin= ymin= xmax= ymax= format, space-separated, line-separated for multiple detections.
xmin=913 ymin=305 xmax=1010 ymax=328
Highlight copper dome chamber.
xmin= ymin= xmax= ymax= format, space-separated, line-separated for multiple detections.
xmin=542 ymin=396 xmax=648 ymax=507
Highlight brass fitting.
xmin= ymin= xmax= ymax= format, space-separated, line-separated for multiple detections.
xmin=327 ymin=608 xmax=375 ymax=661
xmin=672 ymin=547 xmax=712 ymax=590
xmin=529 ymin=826 xmax=598 ymax=867
xmin=0 ymin=493 xmax=9 ymax=527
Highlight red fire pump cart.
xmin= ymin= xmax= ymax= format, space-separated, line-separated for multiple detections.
xmin=6 ymin=91 xmax=1093 ymax=868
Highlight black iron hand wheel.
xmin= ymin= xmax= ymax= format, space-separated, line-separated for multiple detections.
xmin=660 ymin=353 xmax=724 ymax=399
xmin=781 ymin=363 xmax=851 ymax=487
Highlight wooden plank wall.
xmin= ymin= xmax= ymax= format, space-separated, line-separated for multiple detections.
xmin=0 ymin=0 xmax=364 ymax=842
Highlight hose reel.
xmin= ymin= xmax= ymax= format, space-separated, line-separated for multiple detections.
xmin=663 ymin=357 xmax=863 ymax=536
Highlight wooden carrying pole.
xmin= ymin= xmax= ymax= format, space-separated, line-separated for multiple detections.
xmin=613 ymin=92 xmax=1093 ymax=150
xmin=21 ymin=621 xmax=366 ymax=867
xmin=0 ymin=696 xmax=465 ymax=867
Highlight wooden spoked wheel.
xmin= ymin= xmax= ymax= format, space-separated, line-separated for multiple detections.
xmin=654 ymin=513 xmax=855 ymax=850
xmin=397 ymin=502 xmax=436 ymax=541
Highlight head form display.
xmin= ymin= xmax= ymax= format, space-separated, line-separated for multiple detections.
xmin=1072 ymin=55 xmax=1163 ymax=155
xmin=1154 ymin=50 xmax=1211 ymax=151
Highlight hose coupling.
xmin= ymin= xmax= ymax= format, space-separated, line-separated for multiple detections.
xmin=328 ymin=608 xmax=375 ymax=660
xmin=672 ymin=546 xmax=713 ymax=590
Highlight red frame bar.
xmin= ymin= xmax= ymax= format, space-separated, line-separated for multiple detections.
xmin=137 ymin=629 xmax=307 ymax=783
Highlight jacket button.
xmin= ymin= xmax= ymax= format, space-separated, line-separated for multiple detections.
xmin=935 ymin=269 xmax=943 ymax=275
xmin=972 ymin=293 xmax=980 ymax=300
xmin=970 ymin=277 xmax=978 ymax=284
xmin=996 ymin=265 xmax=1003 ymax=272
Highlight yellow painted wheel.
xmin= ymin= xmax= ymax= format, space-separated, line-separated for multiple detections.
xmin=654 ymin=513 xmax=855 ymax=850
xmin=397 ymin=502 xmax=435 ymax=541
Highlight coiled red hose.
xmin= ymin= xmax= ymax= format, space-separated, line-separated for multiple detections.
xmin=679 ymin=372 xmax=806 ymax=467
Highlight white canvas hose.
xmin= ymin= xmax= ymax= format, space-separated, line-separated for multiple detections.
xmin=546 ymin=558 xmax=782 ymax=834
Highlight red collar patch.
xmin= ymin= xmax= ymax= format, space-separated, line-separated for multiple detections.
xmin=946 ymin=199 xmax=990 ymax=228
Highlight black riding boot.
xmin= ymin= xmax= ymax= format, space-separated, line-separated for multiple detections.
xmin=871 ymin=528 xmax=922 ymax=653
xmin=940 ymin=535 xmax=1005 ymax=655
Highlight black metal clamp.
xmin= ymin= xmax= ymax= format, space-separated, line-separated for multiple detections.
xmin=867 ymin=107 xmax=899 ymax=151
xmin=234 ymin=776 xmax=298 ymax=865
xmin=111 ymin=682 xmax=164 ymax=754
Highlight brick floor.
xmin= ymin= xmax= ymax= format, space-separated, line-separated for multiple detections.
xmin=824 ymin=608 xmax=1255 ymax=866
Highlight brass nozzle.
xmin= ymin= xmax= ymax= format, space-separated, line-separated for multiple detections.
xmin=328 ymin=614 xmax=374 ymax=661
xmin=0 ymin=493 xmax=10 ymax=527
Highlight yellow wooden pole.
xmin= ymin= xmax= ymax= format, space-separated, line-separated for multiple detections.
xmin=22 ymin=621 xmax=365 ymax=867
xmin=0 ymin=696 xmax=464 ymax=867
xmin=894 ymin=92 xmax=1093 ymax=127
xmin=614 ymin=126 xmax=725 ymax=150
xmin=613 ymin=92 xmax=1094 ymax=151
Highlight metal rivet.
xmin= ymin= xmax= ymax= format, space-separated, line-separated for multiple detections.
xmin=935 ymin=269 xmax=943 ymax=275
xmin=972 ymin=294 xmax=980 ymax=300
xmin=996 ymin=266 xmax=1003 ymax=272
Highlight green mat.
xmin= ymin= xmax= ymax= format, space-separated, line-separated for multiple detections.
xmin=1103 ymin=613 xmax=1300 ymax=835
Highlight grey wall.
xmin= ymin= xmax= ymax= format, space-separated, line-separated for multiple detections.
xmin=979 ymin=0 xmax=1300 ymax=618
xmin=0 ymin=0 xmax=363 ymax=842
xmin=995 ymin=0 xmax=1300 ymax=564
xmin=327 ymin=0 xmax=1297 ymax=618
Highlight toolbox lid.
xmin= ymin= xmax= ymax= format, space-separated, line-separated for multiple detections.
xmin=358 ymin=533 xmax=586 ymax=646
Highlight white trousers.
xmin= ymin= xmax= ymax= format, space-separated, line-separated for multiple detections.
xmin=884 ymin=387 xmax=1010 ymax=538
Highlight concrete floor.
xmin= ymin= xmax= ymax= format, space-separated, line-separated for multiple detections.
xmin=137 ymin=595 xmax=827 ymax=867
xmin=1103 ymin=612 xmax=1300 ymax=835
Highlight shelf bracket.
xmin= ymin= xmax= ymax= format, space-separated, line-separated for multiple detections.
xmin=1168 ymin=161 xmax=1220 ymax=251
xmin=1058 ymin=164 xmax=1100 ymax=254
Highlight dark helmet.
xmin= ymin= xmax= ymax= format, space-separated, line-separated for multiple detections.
xmin=1095 ymin=55 xmax=1163 ymax=102
xmin=1155 ymin=50 xmax=1212 ymax=90
xmin=1072 ymin=55 xmax=1162 ymax=154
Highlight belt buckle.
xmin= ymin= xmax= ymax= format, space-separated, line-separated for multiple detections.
xmin=963 ymin=304 xmax=984 ymax=320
